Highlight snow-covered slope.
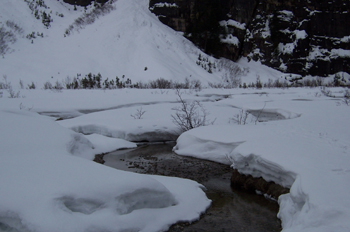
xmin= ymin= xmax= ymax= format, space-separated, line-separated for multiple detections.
xmin=1 ymin=0 xmax=215 ymax=86
xmin=0 ymin=0 xmax=285 ymax=88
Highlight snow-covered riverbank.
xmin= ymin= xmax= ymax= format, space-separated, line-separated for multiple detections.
xmin=173 ymin=89 xmax=350 ymax=232
xmin=1 ymin=87 xmax=349 ymax=231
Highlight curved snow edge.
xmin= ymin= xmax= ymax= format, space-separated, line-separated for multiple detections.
xmin=70 ymin=124 xmax=178 ymax=142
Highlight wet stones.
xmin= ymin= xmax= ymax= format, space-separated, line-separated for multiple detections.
xmin=93 ymin=153 xmax=105 ymax=164
xmin=231 ymin=169 xmax=290 ymax=199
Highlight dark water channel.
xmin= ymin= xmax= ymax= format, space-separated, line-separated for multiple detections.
xmin=103 ymin=143 xmax=282 ymax=232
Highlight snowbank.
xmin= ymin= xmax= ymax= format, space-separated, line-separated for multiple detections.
xmin=0 ymin=109 xmax=210 ymax=232
xmin=174 ymin=89 xmax=350 ymax=232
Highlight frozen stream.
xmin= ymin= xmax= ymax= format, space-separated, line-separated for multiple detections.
xmin=103 ymin=143 xmax=282 ymax=232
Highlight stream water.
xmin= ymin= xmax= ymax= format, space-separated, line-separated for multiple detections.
xmin=103 ymin=143 xmax=282 ymax=232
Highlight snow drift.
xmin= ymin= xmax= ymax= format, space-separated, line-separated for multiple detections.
xmin=0 ymin=108 xmax=210 ymax=232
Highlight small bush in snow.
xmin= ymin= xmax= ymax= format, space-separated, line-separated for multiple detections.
xmin=337 ymin=89 xmax=350 ymax=106
xmin=28 ymin=82 xmax=36 ymax=89
xmin=54 ymin=81 xmax=64 ymax=91
xmin=19 ymin=79 xmax=24 ymax=89
xmin=19 ymin=103 xmax=33 ymax=111
xmin=43 ymin=81 xmax=53 ymax=90
xmin=149 ymin=78 xmax=172 ymax=89
xmin=2 ymin=75 xmax=21 ymax=98
xmin=171 ymin=89 xmax=214 ymax=132
xmin=320 ymin=87 xmax=334 ymax=98
xmin=230 ymin=109 xmax=251 ymax=125
xmin=7 ymin=86 xmax=21 ymax=98
xmin=256 ymin=75 xmax=262 ymax=89
xmin=130 ymin=107 xmax=146 ymax=119
xmin=341 ymin=98 xmax=350 ymax=106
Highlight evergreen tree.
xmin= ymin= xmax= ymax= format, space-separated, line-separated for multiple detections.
xmin=41 ymin=12 xmax=52 ymax=28
xmin=104 ymin=78 xmax=109 ymax=89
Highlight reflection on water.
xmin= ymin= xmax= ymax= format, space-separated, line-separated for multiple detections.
xmin=104 ymin=143 xmax=282 ymax=232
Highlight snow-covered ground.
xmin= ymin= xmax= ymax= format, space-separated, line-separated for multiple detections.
xmin=174 ymin=88 xmax=350 ymax=232
xmin=1 ymin=0 xmax=350 ymax=231
xmin=0 ymin=90 xmax=211 ymax=232
xmin=1 ymin=86 xmax=350 ymax=231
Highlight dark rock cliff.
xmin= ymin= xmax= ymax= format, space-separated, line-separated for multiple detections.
xmin=63 ymin=0 xmax=108 ymax=7
xmin=150 ymin=0 xmax=350 ymax=76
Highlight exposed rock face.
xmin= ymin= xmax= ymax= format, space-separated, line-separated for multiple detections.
xmin=149 ymin=0 xmax=350 ymax=76
xmin=63 ymin=0 xmax=108 ymax=7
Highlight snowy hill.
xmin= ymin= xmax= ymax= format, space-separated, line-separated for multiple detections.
xmin=0 ymin=0 xmax=286 ymax=89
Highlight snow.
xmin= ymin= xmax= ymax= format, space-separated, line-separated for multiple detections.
xmin=149 ymin=3 xmax=179 ymax=11
xmin=2 ymin=81 xmax=350 ymax=232
xmin=294 ymin=30 xmax=307 ymax=40
xmin=278 ymin=10 xmax=294 ymax=21
xmin=0 ymin=0 xmax=223 ymax=87
xmin=308 ymin=46 xmax=350 ymax=61
xmin=0 ymin=94 xmax=211 ymax=232
xmin=341 ymin=35 xmax=350 ymax=43
xmin=174 ymin=87 xmax=350 ymax=232
xmin=220 ymin=34 xmax=240 ymax=46
xmin=1 ymin=0 xmax=350 ymax=231
xmin=278 ymin=42 xmax=295 ymax=54
xmin=220 ymin=19 xmax=246 ymax=30
xmin=278 ymin=30 xmax=307 ymax=55
xmin=331 ymin=48 xmax=350 ymax=58
xmin=257 ymin=16 xmax=272 ymax=39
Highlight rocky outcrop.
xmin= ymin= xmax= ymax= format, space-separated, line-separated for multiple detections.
xmin=63 ymin=0 xmax=108 ymax=7
xmin=149 ymin=0 xmax=350 ymax=76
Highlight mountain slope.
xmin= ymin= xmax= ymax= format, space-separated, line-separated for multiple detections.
xmin=150 ymin=0 xmax=350 ymax=77
xmin=0 ymin=0 xmax=285 ymax=88
xmin=1 ymin=0 xmax=221 ymax=87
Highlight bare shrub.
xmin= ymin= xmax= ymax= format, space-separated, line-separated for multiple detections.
xmin=189 ymin=79 xmax=202 ymax=92
xmin=19 ymin=79 xmax=24 ymax=89
xmin=341 ymin=98 xmax=350 ymax=106
xmin=43 ymin=81 xmax=53 ymax=90
xmin=2 ymin=75 xmax=21 ymax=98
xmin=7 ymin=86 xmax=21 ymax=98
xmin=19 ymin=103 xmax=33 ymax=111
xmin=273 ymin=79 xmax=289 ymax=88
xmin=0 ymin=76 xmax=9 ymax=89
xmin=28 ymin=82 xmax=36 ymax=89
xmin=208 ymin=82 xmax=225 ymax=88
xmin=171 ymin=89 xmax=213 ymax=132
xmin=337 ymin=89 xmax=350 ymax=106
xmin=54 ymin=81 xmax=64 ymax=91
xmin=256 ymin=75 xmax=262 ymax=89
xmin=230 ymin=109 xmax=250 ymax=125
xmin=130 ymin=107 xmax=146 ymax=119
xmin=320 ymin=87 xmax=334 ymax=97
xmin=266 ymin=79 xmax=274 ymax=88
xmin=149 ymin=78 xmax=172 ymax=89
